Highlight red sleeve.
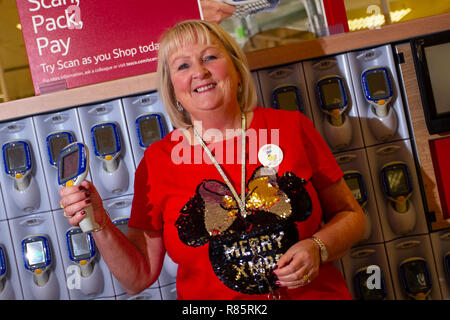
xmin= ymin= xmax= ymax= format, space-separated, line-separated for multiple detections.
xmin=299 ymin=114 xmax=343 ymax=190
xmin=128 ymin=148 xmax=163 ymax=231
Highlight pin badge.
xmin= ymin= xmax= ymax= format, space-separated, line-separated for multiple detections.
xmin=258 ymin=144 xmax=283 ymax=168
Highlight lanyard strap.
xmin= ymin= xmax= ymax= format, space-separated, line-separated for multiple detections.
xmin=193 ymin=113 xmax=247 ymax=217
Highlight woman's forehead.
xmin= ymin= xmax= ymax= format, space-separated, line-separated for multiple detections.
xmin=168 ymin=36 xmax=225 ymax=61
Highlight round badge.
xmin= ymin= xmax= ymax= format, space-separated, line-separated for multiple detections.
xmin=258 ymin=144 xmax=283 ymax=168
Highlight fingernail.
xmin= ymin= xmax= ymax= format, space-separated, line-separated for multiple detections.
xmin=85 ymin=199 xmax=91 ymax=204
xmin=275 ymin=281 xmax=281 ymax=286
xmin=79 ymin=186 xmax=85 ymax=191
xmin=85 ymin=192 xmax=90 ymax=198
xmin=80 ymin=210 xmax=86 ymax=216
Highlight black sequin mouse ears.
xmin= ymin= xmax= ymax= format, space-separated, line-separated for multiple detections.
xmin=176 ymin=166 xmax=312 ymax=246
xmin=175 ymin=167 xmax=313 ymax=295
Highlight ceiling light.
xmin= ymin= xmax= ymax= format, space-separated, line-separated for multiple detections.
xmin=348 ymin=8 xmax=412 ymax=32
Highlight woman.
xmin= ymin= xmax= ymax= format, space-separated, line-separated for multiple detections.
xmin=59 ymin=20 xmax=366 ymax=299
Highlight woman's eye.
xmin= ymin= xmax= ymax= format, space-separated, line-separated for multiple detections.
xmin=178 ymin=63 xmax=189 ymax=70
xmin=204 ymin=55 xmax=217 ymax=62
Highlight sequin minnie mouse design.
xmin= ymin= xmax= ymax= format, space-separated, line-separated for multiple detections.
xmin=175 ymin=166 xmax=312 ymax=295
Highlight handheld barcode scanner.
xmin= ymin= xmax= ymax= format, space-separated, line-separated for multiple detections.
xmin=2 ymin=140 xmax=32 ymax=191
xmin=343 ymin=171 xmax=371 ymax=241
xmin=271 ymin=84 xmax=303 ymax=112
xmin=136 ymin=114 xmax=164 ymax=149
xmin=444 ymin=251 xmax=450 ymax=280
xmin=353 ymin=266 xmax=387 ymax=300
xmin=112 ymin=217 xmax=129 ymax=235
xmin=344 ymin=171 xmax=368 ymax=208
xmin=316 ymin=76 xmax=352 ymax=149
xmin=362 ymin=67 xmax=393 ymax=118
xmin=399 ymin=257 xmax=432 ymax=300
xmin=216 ymin=0 xmax=279 ymax=18
xmin=66 ymin=227 xmax=96 ymax=277
xmin=381 ymin=161 xmax=416 ymax=235
xmin=221 ymin=0 xmax=270 ymax=3
xmin=0 ymin=246 xmax=6 ymax=292
xmin=58 ymin=142 xmax=98 ymax=233
xmin=91 ymin=122 xmax=121 ymax=173
xmin=46 ymin=131 xmax=74 ymax=167
xmin=22 ymin=235 xmax=51 ymax=287
xmin=317 ymin=76 xmax=348 ymax=126
xmin=381 ymin=162 xmax=413 ymax=214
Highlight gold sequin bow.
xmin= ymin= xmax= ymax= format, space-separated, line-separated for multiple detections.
xmin=199 ymin=167 xmax=292 ymax=236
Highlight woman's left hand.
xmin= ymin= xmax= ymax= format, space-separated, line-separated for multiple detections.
xmin=273 ymin=238 xmax=320 ymax=289
xmin=200 ymin=0 xmax=235 ymax=24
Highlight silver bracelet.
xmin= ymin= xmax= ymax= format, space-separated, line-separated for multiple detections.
xmin=91 ymin=210 xmax=110 ymax=233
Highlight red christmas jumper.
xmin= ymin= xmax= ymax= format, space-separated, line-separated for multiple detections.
xmin=129 ymin=106 xmax=352 ymax=300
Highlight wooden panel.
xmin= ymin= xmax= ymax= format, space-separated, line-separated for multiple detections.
xmin=396 ymin=43 xmax=450 ymax=231
xmin=0 ymin=72 xmax=158 ymax=122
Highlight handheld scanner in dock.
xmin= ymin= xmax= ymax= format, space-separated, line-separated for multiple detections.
xmin=271 ymin=84 xmax=303 ymax=112
xmin=2 ymin=140 xmax=32 ymax=191
xmin=381 ymin=162 xmax=413 ymax=213
xmin=444 ymin=251 xmax=450 ymax=280
xmin=66 ymin=227 xmax=96 ymax=277
xmin=0 ymin=246 xmax=6 ymax=290
xmin=46 ymin=131 xmax=74 ymax=168
xmin=22 ymin=235 xmax=51 ymax=286
xmin=91 ymin=122 xmax=121 ymax=173
xmin=361 ymin=67 xmax=393 ymax=117
xmin=113 ymin=217 xmax=130 ymax=235
xmin=343 ymin=171 xmax=368 ymax=208
xmin=221 ymin=0 xmax=268 ymax=4
xmin=136 ymin=114 xmax=164 ymax=149
xmin=399 ymin=257 xmax=432 ymax=300
xmin=219 ymin=0 xmax=279 ymax=17
xmin=317 ymin=76 xmax=348 ymax=126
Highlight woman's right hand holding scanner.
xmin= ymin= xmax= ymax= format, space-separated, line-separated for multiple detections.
xmin=59 ymin=180 xmax=107 ymax=230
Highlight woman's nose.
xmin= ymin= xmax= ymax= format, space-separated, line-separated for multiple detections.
xmin=192 ymin=62 xmax=210 ymax=79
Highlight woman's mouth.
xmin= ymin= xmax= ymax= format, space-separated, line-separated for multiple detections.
xmin=194 ymin=83 xmax=216 ymax=93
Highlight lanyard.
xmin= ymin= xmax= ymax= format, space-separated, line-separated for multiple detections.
xmin=193 ymin=113 xmax=247 ymax=218
xmin=193 ymin=113 xmax=282 ymax=300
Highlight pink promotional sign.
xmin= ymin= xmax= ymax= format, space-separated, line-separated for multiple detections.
xmin=15 ymin=0 xmax=201 ymax=95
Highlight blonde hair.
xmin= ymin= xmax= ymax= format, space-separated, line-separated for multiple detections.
xmin=157 ymin=20 xmax=257 ymax=129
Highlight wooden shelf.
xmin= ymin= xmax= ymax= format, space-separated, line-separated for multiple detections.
xmin=0 ymin=12 xmax=449 ymax=123
xmin=246 ymin=12 xmax=450 ymax=70
xmin=0 ymin=72 xmax=158 ymax=122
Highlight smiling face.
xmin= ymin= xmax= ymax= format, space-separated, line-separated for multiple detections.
xmin=168 ymin=36 xmax=241 ymax=121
